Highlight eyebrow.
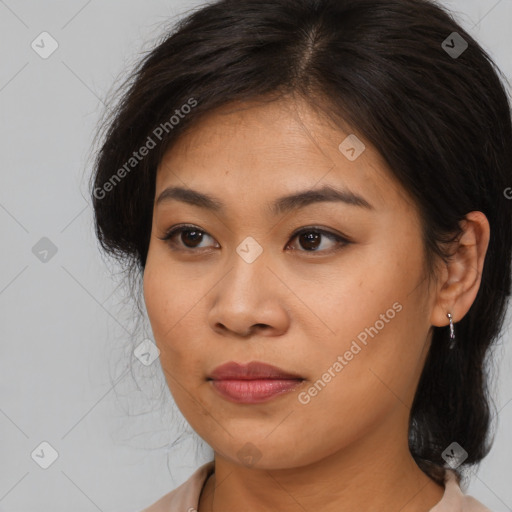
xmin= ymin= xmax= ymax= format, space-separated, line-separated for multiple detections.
xmin=155 ymin=184 xmax=374 ymax=215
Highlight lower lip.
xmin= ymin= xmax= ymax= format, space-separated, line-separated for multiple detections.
xmin=210 ymin=378 xmax=304 ymax=403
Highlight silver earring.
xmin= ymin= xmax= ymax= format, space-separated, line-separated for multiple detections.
xmin=447 ymin=313 xmax=455 ymax=350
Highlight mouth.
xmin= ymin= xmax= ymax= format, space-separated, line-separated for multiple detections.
xmin=207 ymin=361 xmax=305 ymax=404
xmin=208 ymin=360 xmax=304 ymax=380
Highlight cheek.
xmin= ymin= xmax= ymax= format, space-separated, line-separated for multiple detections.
xmin=143 ymin=262 xmax=210 ymax=420
xmin=297 ymin=243 xmax=428 ymax=410
xmin=286 ymin=301 xmax=424 ymax=467
xmin=295 ymin=242 xmax=415 ymax=347
xmin=142 ymin=254 xmax=202 ymax=368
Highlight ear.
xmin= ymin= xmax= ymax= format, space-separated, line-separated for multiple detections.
xmin=430 ymin=211 xmax=490 ymax=328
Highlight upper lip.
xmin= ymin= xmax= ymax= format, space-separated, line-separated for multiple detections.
xmin=208 ymin=361 xmax=304 ymax=380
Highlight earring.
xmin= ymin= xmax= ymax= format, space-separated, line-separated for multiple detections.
xmin=447 ymin=313 xmax=455 ymax=350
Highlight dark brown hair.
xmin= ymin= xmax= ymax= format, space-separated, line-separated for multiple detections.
xmin=90 ymin=0 xmax=512 ymax=486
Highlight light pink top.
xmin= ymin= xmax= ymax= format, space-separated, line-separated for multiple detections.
xmin=140 ymin=461 xmax=492 ymax=512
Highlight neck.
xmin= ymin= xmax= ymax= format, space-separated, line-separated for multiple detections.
xmin=198 ymin=415 xmax=445 ymax=512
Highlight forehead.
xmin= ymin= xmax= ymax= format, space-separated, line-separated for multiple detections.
xmin=155 ymin=98 xmax=413 ymax=213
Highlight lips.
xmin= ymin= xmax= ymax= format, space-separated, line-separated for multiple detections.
xmin=207 ymin=361 xmax=305 ymax=404
xmin=208 ymin=361 xmax=304 ymax=381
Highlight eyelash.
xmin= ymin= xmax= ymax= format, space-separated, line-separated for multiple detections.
xmin=157 ymin=224 xmax=351 ymax=255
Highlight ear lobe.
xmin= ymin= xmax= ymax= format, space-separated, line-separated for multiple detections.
xmin=430 ymin=211 xmax=490 ymax=328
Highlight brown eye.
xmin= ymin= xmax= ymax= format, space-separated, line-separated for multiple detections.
xmin=287 ymin=227 xmax=350 ymax=253
xmin=159 ymin=225 xmax=218 ymax=250
xmin=179 ymin=228 xmax=204 ymax=248
xmin=298 ymin=231 xmax=322 ymax=250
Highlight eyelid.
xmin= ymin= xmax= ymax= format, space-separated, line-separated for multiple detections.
xmin=158 ymin=224 xmax=351 ymax=253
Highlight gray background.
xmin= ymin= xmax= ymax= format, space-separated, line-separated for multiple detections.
xmin=0 ymin=1 xmax=511 ymax=511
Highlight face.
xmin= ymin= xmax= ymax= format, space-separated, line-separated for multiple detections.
xmin=143 ymin=97 xmax=437 ymax=470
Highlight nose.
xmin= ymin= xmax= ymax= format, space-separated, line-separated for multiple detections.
xmin=207 ymin=248 xmax=291 ymax=338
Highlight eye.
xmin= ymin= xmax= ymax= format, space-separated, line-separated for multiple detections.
xmin=158 ymin=224 xmax=218 ymax=251
xmin=286 ymin=226 xmax=350 ymax=253
xmin=158 ymin=224 xmax=351 ymax=254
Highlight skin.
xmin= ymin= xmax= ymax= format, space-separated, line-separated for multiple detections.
xmin=142 ymin=96 xmax=490 ymax=512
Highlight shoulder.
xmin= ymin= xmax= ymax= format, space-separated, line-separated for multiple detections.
xmin=429 ymin=469 xmax=493 ymax=512
xmin=140 ymin=461 xmax=215 ymax=512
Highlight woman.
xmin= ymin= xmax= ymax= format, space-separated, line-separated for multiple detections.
xmin=90 ymin=0 xmax=512 ymax=510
